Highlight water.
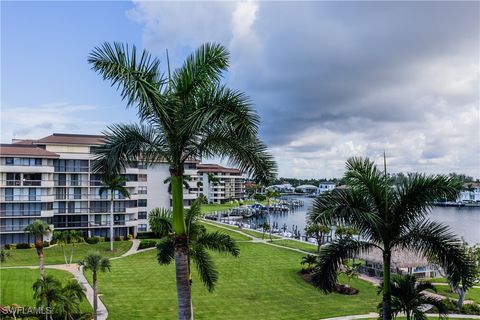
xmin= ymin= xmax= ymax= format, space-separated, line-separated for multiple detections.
xmin=244 ymin=196 xmax=480 ymax=245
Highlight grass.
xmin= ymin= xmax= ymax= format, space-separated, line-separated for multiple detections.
xmin=240 ymin=228 xmax=281 ymax=239
xmin=0 ymin=268 xmax=92 ymax=313
xmin=0 ymin=241 xmax=132 ymax=267
xmin=427 ymin=277 xmax=449 ymax=283
xmin=272 ymin=239 xmax=319 ymax=253
xmin=432 ymin=286 xmax=480 ymax=304
xmin=200 ymin=222 xmax=252 ymax=241
xmin=85 ymin=242 xmax=379 ymax=320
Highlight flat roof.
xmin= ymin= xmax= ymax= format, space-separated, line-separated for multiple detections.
xmin=197 ymin=164 xmax=241 ymax=174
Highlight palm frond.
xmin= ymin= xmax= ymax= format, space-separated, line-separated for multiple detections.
xmin=190 ymin=243 xmax=218 ymax=292
xmin=92 ymin=123 xmax=170 ymax=175
xmin=156 ymin=237 xmax=175 ymax=265
xmin=312 ymin=238 xmax=375 ymax=292
xmin=173 ymin=42 xmax=229 ymax=100
xmin=396 ymin=219 xmax=477 ymax=290
xmin=88 ymin=42 xmax=171 ymax=125
xmin=148 ymin=208 xmax=173 ymax=237
xmin=196 ymin=231 xmax=240 ymax=257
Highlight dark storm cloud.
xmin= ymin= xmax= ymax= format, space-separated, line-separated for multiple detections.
xmin=232 ymin=1 xmax=479 ymax=147
xmin=129 ymin=1 xmax=479 ymax=177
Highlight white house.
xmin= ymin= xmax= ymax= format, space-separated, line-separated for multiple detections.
xmin=266 ymin=184 xmax=295 ymax=193
xmin=295 ymin=184 xmax=318 ymax=193
xmin=316 ymin=181 xmax=336 ymax=195
xmin=458 ymin=183 xmax=480 ymax=203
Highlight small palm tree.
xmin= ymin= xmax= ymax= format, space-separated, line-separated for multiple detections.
xmin=309 ymin=157 xmax=476 ymax=320
xmin=301 ymin=254 xmax=317 ymax=271
xmin=0 ymin=248 xmax=10 ymax=263
xmin=25 ymin=220 xmax=51 ymax=278
xmin=33 ymin=275 xmax=64 ymax=320
xmin=78 ymin=252 xmax=111 ymax=320
xmin=89 ymin=41 xmax=276 ymax=319
xmin=150 ymin=200 xmax=239 ymax=292
xmin=99 ymin=175 xmax=130 ymax=252
xmin=378 ymin=274 xmax=447 ymax=320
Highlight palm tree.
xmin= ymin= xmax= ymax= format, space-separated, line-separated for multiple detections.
xmin=99 ymin=175 xmax=130 ymax=252
xmin=88 ymin=42 xmax=276 ymax=319
xmin=25 ymin=220 xmax=51 ymax=278
xmin=78 ymin=252 xmax=111 ymax=320
xmin=301 ymin=254 xmax=317 ymax=271
xmin=57 ymin=279 xmax=88 ymax=320
xmin=33 ymin=275 xmax=64 ymax=320
xmin=378 ymin=274 xmax=447 ymax=320
xmin=309 ymin=157 xmax=476 ymax=320
xmin=149 ymin=200 xmax=239 ymax=291
xmin=0 ymin=248 xmax=10 ymax=263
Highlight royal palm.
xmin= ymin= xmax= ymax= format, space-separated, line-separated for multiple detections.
xmin=150 ymin=200 xmax=239 ymax=291
xmin=309 ymin=157 xmax=475 ymax=320
xmin=88 ymin=42 xmax=276 ymax=319
xmin=99 ymin=175 xmax=130 ymax=251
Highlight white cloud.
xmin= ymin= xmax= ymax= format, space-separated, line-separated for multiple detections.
xmin=0 ymin=103 xmax=107 ymax=142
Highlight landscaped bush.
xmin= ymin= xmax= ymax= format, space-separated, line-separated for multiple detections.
xmin=137 ymin=232 xmax=157 ymax=239
xmin=43 ymin=241 xmax=50 ymax=247
xmin=16 ymin=243 xmax=32 ymax=249
xmin=85 ymin=237 xmax=100 ymax=244
xmin=98 ymin=237 xmax=105 ymax=242
xmin=3 ymin=244 xmax=15 ymax=250
xmin=127 ymin=234 xmax=133 ymax=240
xmin=461 ymin=303 xmax=480 ymax=315
xmin=138 ymin=240 xmax=157 ymax=250
xmin=433 ymin=299 xmax=480 ymax=315
xmin=114 ymin=236 xmax=122 ymax=241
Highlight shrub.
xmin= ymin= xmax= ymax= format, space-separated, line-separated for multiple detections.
xmin=461 ymin=303 xmax=480 ymax=315
xmin=85 ymin=237 xmax=99 ymax=245
xmin=43 ymin=241 xmax=50 ymax=247
xmin=114 ymin=236 xmax=122 ymax=241
xmin=138 ymin=240 xmax=157 ymax=250
xmin=4 ymin=244 xmax=14 ymax=250
xmin=98 ymin=237 xmax=105 ymax=242
xmin=16 ymin=243 xmax=31 ymax=249
xmin=127 ymin=234 xmax=133 ymax=240
xmin=137 ymin=232 xmax=157 ymax=239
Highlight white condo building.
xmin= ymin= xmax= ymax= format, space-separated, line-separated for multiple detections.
xmin=0 ymin=133 xmax=244 ymax=244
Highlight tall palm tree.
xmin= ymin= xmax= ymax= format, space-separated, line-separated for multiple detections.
xmin=149 ymin=200 xmax=239 ymax=292
xmin=78 ymin=252 xmax=111 ymax=320
xmin=88 ymin=42 xmax=276 ymax=319
xmin=309 ymin=157 xmax=476 ymax=320
xmin=25 ymin=220 xmax=51 ymax=278
xmin=378 ymin=274 xmax=447 ymax=320
xmin=99 ymin=175 xmax=130 ymax=251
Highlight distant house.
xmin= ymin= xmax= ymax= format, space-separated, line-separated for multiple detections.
xmin=267 ymin=184 xmax=295 ymax=193
xmin=295 ymin=184 xmax=318 ymax=193
xmin=458 ymin=182 xmax=480 ymax=203
xmin=316 ymin=181 xmax=336 ymax=195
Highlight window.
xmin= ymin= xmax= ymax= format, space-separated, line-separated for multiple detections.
xmin=138 ymin=224 xmax=147 ymax=232
xmin=5 ymin=189 xmax=13 ymax=201
xmin=138 ymin=186 xmax=147 ymax=195
xmin=138 ymin=211 xmax=147 ymax=219
xmin=5 ymin=158 xmax=42 ymax=166
xmin=138 ymin=174 xmax=147 ymax=182
xmin=138 ymin=199 xmax=147 ymax=207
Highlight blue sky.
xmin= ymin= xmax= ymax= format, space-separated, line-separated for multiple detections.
xmin=1 ymin=1 xmax=479 ymax=178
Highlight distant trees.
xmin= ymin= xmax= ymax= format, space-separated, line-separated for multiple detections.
xmin=52 ymin=230 xmax=84 ymax=265
xmin=304 ymin=223 xmax=330 ymax=253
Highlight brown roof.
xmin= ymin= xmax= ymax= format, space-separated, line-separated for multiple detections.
xmin=358 ymin=247 xmax=428 ymax=268
xmin=35 ymin=133 xmax=106 ymax=146
xmin=197 ymin=164 xmax=241 ymax=174
xmin=0 ymin=144 xmax=60 ymax=158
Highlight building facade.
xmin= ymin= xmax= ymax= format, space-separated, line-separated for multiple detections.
xmin=197 ymin=164 xmax=245 ymax=204
xmin=1 ymin=134 xmax=244 ymax=244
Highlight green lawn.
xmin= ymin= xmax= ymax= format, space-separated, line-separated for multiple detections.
xmin=200 ymin=222 xmax=252 ymax=241
xmin=240 ymin=228 xmax=281 ymax=239
xmin=433 ymin=286 xmax=480 ymax=304
xmin=272 ymin=239 xmax=319 ymax=253
xmin=0 ymin=268 xmax=92 ymax=313
xmin=0 ymin=241 xmax=132 ymax=267
xmin=85 ymin=242 xmax=379 ymax=320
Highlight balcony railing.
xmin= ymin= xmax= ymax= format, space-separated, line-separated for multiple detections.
xmin=0 ymin=210 xmax=42 ymax=217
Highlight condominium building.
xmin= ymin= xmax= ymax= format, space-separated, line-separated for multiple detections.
xmin=0 ymin=133 xmax=201 ymax=244
xmin=197 ymin=164 xmax=245 ymax=204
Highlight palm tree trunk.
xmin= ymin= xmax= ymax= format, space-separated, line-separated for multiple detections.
xmin=93 ymin=272 xmax=98 ymax=320
xmin=174 ymin=235 xmax=192 ymax=320
xmin=171 ymin=172 xmax=192 ymax=319
xmin=382 ymin=250 xmax=392 ymax=320
xmin=110 ymin=191 xmax=114 ymax=252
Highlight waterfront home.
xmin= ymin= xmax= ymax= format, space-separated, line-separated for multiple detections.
xmin=295 ymin=184 xmax=318 ymax=194
xmin=316 ymin=181 xmax=336 ymax=195
xmin=458 ymin=182 xmax=480 ymax=203
xmin=266 ymin=183 xmax=295 ymax=193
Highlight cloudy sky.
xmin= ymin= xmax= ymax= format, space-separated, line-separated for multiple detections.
xmin=2 ymin=1 xmax=479 ymax=178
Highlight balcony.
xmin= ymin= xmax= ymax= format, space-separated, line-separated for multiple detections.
xmin=41 ymin=210 xmax=55 ymax=217
xmin=0 ymin=165 xmax=54 ymax=173
xmin=0 ymin=195 xmax=54 ymax=202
